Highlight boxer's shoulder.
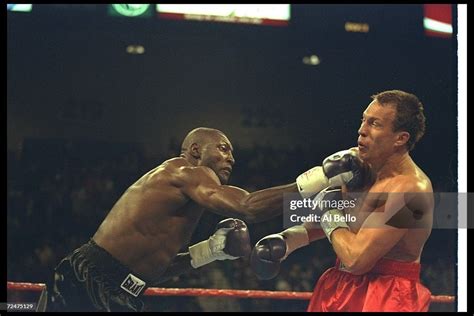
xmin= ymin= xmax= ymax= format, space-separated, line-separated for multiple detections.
xmin=387 ymin=172 xmax=432 ymax=194
xmin=142 ymin=158 xmax=189 ymax=182
xmin=162 ymin=157 xmax=191 ymax=168
xmin=367 ymin=175 xmax=431 ymax=201
xmin=159 ymin=157 xmax=198 ymax=177
xmin=165 ymin=161 xmax=220 ymax=187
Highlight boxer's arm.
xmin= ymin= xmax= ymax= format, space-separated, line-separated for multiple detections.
xmin=303 ymin=222 xmax=326 ymax=242
xmin=178 ymin=166 xmax=297 ymax=223
xmin=329 ymin=180 xmax=432 ymax=275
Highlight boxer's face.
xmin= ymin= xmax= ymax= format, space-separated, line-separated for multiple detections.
xmin=357 ymin=101 xmax=400 ymax=164
xmin=200 ymin=133 xmax=235 ymax=184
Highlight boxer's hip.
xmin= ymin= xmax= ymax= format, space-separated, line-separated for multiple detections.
xmin=335 ymin=257 xmax=422 ymax=281
xmin=307 ymin=257 xmax=431 ymax=312
xmin=53 ymin=239 xmax=149 ymax=312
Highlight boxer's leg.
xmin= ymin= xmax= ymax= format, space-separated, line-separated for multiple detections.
xmin=49 ymin=256 xmax=98 ymax=312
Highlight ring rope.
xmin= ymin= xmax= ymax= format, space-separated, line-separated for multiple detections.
xmin=7 ymin=281 xmax=455 ymax=303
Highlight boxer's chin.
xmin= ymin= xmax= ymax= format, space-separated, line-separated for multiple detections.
xmin=218 ymin=171 xmax=230 ymax=184
xmin=358 ymin=149 xmax=368 ymax=161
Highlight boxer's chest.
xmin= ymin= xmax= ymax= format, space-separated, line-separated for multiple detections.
xmin=344 ymin=178 xmax=392 ymax=232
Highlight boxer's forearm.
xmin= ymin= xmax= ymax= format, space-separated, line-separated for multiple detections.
xmin=153 ymin=253 xmax=193 ymax=285
xmin=239 ymin=183 xmax=298 ymax=223
xmin=303 ymin=222 xmax=326 ymax=242
xmin=330 ymin=228 xmax=367 ymax=274
xmin=187 ymin=180 xmax=298 ymax=223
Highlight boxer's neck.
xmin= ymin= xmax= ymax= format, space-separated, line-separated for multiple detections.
xmin=374 ymin=151 xmax=412 ymax=179
xmin=180 ymin=153 xmax=199 ymax=166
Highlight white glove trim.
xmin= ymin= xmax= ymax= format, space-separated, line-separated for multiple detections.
xmin=189 ymin=227 xmax=238 ymax=269
xmin=281 ymin=225 xmax=310 ymax=259
xmin=296 ymin=166 xmax=329 ymax=198
xmin=320 ymin=209 xmax=350 ymax=243
xmin=189 ymin=239 xmax=214 ymax=269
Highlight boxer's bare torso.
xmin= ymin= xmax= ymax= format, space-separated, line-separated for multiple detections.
xmin=306 ymin=149 xmax=434 ymax=270
xmin=92 ymin=129 xmax=298 ymax=283
xmin=346 ymin=155 xmax=433 ymax=263
xmin=93 ymin=158 xmax=206 ymax=281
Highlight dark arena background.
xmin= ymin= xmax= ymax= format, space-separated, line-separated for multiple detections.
xmin=7 ymin=4 xmax=458 ymax=312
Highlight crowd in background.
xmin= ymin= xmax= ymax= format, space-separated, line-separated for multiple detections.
xmin=7 ymin=138 xmax=456 ymax=311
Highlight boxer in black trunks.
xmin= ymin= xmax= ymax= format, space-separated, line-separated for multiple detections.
xmin=49 ymin=127 xmax=307 ymax=311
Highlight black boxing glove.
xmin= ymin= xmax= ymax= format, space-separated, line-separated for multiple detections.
xmin=250 ymin=226 xmax=309 ymax=280
xmin=189 ymin=218 xmax=251 ymax=269
xmin=322 ymin=149 xmax=372 ymax=191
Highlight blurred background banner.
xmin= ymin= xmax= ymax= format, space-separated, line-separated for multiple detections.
xmin=7 ymin=4 xmax=460 ymax=312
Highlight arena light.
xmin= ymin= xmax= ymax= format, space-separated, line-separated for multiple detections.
xmin=109 ymin=4 xmax=152 ymax=17
xmin=156 ymin=4 xmax=290 ymax=26
xmin=423 ymin=18 xmax=453 ymax=35
xmin=302 ymin=55 xmax=320 ymax=66
xmin=126 ymin=45 xmax=145 ymax=55
xmin=7 ymin=4 xmax=32 ymax=12
xmin=423 ymin=4 xmax=452 ymax=38
xmin=344 ymin=22 xmax=369 ymax=33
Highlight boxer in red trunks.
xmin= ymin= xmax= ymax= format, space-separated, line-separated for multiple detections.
xmin=251 ymin=90 xmax=433 ymax=312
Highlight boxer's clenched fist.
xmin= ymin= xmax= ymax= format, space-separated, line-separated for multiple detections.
xmin=250 ymin=234 xmax=286 ymax=280
xmin=250 ymin=225 xmax=309 ymax=280
xmin=189 ymin=218 xmax=251 ymax=268
xmin=296 ymin=148 xmax=373 ymax=198
xmin=322 ymin=149 xmax=372 ymax=191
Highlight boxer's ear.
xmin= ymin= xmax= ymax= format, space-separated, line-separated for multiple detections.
xmin=394 ymin=131 xmax=410 ymax=148
xmin=190 ymin=143 xmax=201 ymax=159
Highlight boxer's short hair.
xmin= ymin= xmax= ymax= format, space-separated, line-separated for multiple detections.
xmin=372 ymin=90 xmax=426 ymax=151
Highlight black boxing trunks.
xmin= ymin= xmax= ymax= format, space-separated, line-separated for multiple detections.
xmin=49 ymin=239 xmax=149 ymax=312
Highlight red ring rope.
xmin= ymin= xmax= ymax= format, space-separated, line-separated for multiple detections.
xmin=7 ymin=281 xmax=455 ymax=304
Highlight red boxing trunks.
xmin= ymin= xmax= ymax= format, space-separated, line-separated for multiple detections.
xmin=307 ymin=257 xmax=431 ymax=312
